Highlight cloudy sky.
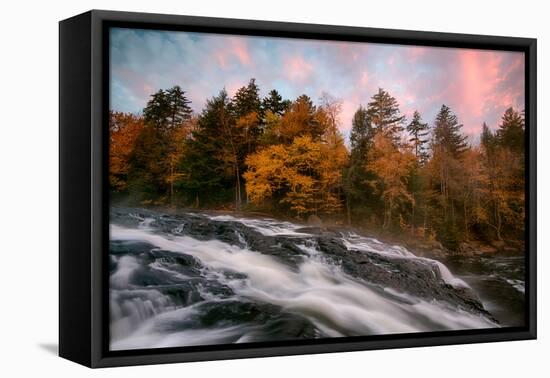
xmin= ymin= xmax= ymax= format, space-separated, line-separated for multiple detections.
xmin=110 ymin=27 xmax=525 ymax=140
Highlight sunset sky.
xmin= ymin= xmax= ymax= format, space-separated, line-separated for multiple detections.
xmin=110 ymin=27 xmax=525 ymax=140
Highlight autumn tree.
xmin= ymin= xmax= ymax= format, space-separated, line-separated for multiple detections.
xmin=459 ymin=147 xmax=488 ymax=240
xmin=259 ymin=110 xmax=283 ymax=147
xmin=231 ymin=79 xmax=264 ymax=204
xmin=277 ymin=95 xmax=324 ymax=143
xmin=366 ymin=134 xmax=415 ymax=229
xmin=127 ymin=124 xmax=170 ymax=199
xmin=245 ymin=97 xmax=348 ymax=217
xmin=111 ymin=83 xmax=526 ymax=255
xmin=245 ymin=135 xmax=347 ymax=216
xmin=317 ymin=94 xmax=348 ymax=214
xmin=479 ymin=111 xmax=525 ymax=241
xmin=109 ymin=112 xmax=145 ymax=192
xmin=318 ymin=133 xmax=348 ymax=214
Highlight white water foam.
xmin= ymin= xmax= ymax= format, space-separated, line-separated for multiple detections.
xmin=209 ymin=214 xmax=311 ymax=237
xmin=341 ymin=233 xmax=470 ymax=288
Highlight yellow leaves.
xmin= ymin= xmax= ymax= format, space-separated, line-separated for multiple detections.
xmin=244 ymin=144 xmax=289 ymax=203
xmin=236 ymin=111 xmax=260 ymax=130
xmin=278 ymin=102 xmax=312 ymax=142
xmin=367 ymin=134 xmax=415 ymax=206
xmin=287 ymin=135 xmax=321 ymax=171
xmin=244 ymin=135 xmax=348 ymax=216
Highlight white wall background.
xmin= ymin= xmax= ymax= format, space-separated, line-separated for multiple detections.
xmin=0 ymin=0 xmax=546 ymax=376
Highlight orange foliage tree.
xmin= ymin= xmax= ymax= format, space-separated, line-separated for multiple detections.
xmin=109 ymin=111 xmax=145 ymax=191
xmin=367 ymin=133 xmax=416 ymax=229
xmin=244 ymin=134 xmax=348 ymax=217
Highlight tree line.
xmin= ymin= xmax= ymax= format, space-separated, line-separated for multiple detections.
xmin=109 ymin=79 xmax=525 ymax=250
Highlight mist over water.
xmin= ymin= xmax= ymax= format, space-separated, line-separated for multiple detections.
xmin=109 ymin=208 xmax=513 ymax=351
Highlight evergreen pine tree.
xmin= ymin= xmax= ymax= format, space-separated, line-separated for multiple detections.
xmin=481 ymin=122 xmax=496 ymax=156
xmin=343 ymin=106 xmax=377 ymax=225
xmin=366 ymin=88 xmax=406 ymax=144
xmin=407 ymin=110 xmax=430 ymax=164
xmin=232 ymin=78 xmax=261 ymax=117
xmin=432 ymin=104 xmax=468 ymax=157
xmin=179 ymin=89 xmax=236 ymax=207
xmin=144 ymin=86 xmax=193 ymax=131
xmin=497 ymin=107 xmax=524 ymax=153
xmin=349 ymin=106 xmax=374 ymax=162
xmin=262 ymin=89 xmax=291 ymax=116
xmin=143 ymin=89 xmax=170 ymax=129
xmin=165 ymin=85 xmax=192 ymax=128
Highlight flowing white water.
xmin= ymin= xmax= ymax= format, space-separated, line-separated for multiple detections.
xmin=210 ymin=214 xmax=312 ymax=237
xmin=109 ymin=216 xmax=498 ymax=350
xmin=341 ymin=232 xmax=470 ymax=288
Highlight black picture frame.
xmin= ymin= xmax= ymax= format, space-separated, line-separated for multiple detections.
xmin=59 ymin=9 xmax=537 ymax=368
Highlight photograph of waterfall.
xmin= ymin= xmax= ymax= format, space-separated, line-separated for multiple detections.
xmin=107 ymin=26 xmax=527 ymax=352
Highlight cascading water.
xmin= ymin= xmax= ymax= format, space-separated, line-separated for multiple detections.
xmin=109 ymin=207 xmax=507 ymax=351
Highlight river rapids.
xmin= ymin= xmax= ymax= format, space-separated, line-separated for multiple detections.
xmin=109 ymin=207 xmax=510 ymax=351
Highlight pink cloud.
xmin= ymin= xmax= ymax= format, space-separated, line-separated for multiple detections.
xmin=448 ymin=49 xmax=524 ymax=133
xmin=284 ymin=55 xmax=314 ymax=82
xmin=340 ymin=98 xmax=360 ymax=133
xmin=407 ymin=46 xmax=428 ymax=60
xmin=111 ymin=29 xmax=525 ymax=140
xmin=458 ymin=50 xmax=502 ymax=117
xmin=214 ymin=51 xmax=228 ymax=69
xmin=230 ymin=38 xmax=251 ymax=66
xmin=212 ymin=37 xmax=252 ymax=69
xmin=360 ymin=71 xmax=369 ymax=87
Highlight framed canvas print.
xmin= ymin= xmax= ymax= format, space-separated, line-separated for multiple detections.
xmin=59 ymin=10 xmax=536 ymax=368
